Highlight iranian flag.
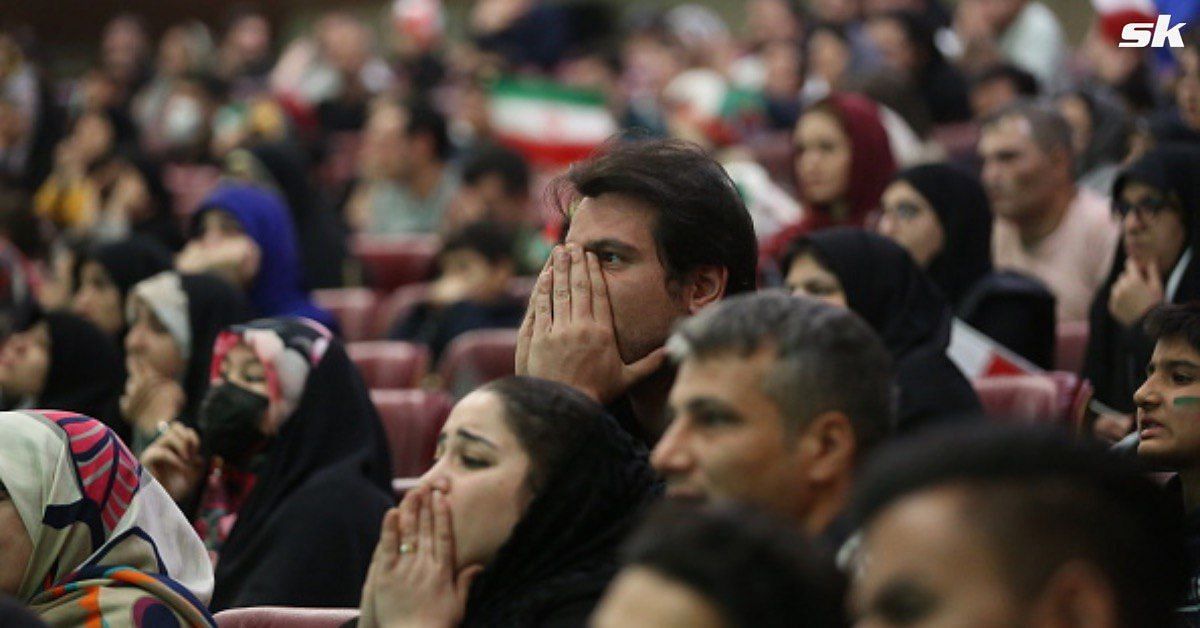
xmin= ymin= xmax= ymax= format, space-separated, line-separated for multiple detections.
xmin=489 ymin=78 xmax=618 ymax=167
xmin=948 ymin=319 xmax=1042 ymax=379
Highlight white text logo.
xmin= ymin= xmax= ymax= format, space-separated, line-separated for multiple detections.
xmin=1119 ymin=15 xmax=1187 ymax=48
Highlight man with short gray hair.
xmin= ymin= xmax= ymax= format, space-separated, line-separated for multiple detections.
xmin=652 ymin=291 xmax=893 ymax=544
xmin=979 ymin=100 xmax=1119 ymax=321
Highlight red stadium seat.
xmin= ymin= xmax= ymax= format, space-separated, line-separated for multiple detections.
xmin=371 ymin=389 xmax=455 ymax=478
xmin=214 ymin=607 xmax=358 ymax=628
xmin=973 ymin=375 xmax=1061 ymax=424
xmin=312 ymin=288 xmax=378 ymax=343
xmin=438 ymin=329 xmax=519 ymax=398
xmin=352 ymin=234 xmax=440 ymax=292
xmin=1055 ymin=320 xmax=1090 ymax=374
xmin=348 ymin=341 xmax=431 ymax=389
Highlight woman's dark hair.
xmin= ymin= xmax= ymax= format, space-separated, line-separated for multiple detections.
xmin=482 ymin=376 xmax=613 ymax=494
xmin=551 ymin=137 xmax=758 ymax=295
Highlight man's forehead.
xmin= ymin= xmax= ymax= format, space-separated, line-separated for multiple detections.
xmin=565 ymin=193 xmax=657 ymax=245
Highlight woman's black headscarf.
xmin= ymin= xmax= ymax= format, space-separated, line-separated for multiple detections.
xmin=74 ymin=236 xmax=174 ymax=338
xmin=893 ymin=163 xmax=994 ymax=308
xmin=1084 ymin=145 xmax=1200 ymax=412
xmin=38 ymin=312 xmax=126 ymax=441
xmin=178 ymin=273 xmax=251 ymax=425
xmin=784 ymin=228 xmax=982 ymax=431
xmin=462 ymin=377 xmax=662 ymax=626
xmin=208 ymin=318 xmax=393 ymax=611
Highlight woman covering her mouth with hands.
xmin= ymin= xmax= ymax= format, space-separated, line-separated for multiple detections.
xmin=358 ymin=376 xmax=661 ymax=627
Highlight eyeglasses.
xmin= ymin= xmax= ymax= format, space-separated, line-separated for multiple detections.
xmin=1113 ymin=196 xmax=1176 ymax=222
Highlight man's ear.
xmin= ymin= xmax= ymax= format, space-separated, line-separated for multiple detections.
xmin=797 ymin=411 xmax=857 ymax=485
xmin=1026 ymin=561 xmax=1120 ymax=628
xmin=685 ymin=265 xmax=728 ymax=315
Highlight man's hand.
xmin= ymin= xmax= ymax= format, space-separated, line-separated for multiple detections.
xmin=1109 ymin=258 xmax=1164 ymax=328
xmin=515 ymin=244 xmax=665 ymax=404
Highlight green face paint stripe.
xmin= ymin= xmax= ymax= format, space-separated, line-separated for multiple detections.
xmin=1174 ymin=397 xmax=1200 ymax=407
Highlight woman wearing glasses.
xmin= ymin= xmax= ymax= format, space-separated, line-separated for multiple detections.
xmin=1084 ymin=145 xmax=1200 ymax=442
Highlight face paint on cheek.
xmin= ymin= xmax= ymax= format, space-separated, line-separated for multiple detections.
xmin=1174 ymin=396 xmax=1200 ymax=410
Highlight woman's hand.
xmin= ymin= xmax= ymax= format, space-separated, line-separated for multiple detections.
xmin=140 ymin=422 xmax=207 ymax=503
xmin=360 ymin=486 xmax=483 ymax=628
xmin=122 ymin=358 xmax=186 ymax=435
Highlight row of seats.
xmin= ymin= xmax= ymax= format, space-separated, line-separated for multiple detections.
xmin=347 ymin=329 xmax=518 ymax=392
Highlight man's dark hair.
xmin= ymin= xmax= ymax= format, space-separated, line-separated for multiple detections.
xmin=981 ymin=99 xmax=1074 ymax=158
xmin=620 ymin=503 xmax=845 ymax=628
xmin=461 ymin=143 xmax=531 ymax=198
xmin=972 ymin=63 xmax=1040 ymax=99
xmin=850 ymin=424 xmax=1187 ymax=628
xmin=668 ymin=291 xmax=894 ymax=452
xmin=440 ymin=220 xmax=516 ymax=265
xmin=405 ymin=100 xmax=451 ymax=162
xmin=552 ymin=137 xmax=758 ymax=295
xmin=1146 ymin=302 xmax=1200 ymax=355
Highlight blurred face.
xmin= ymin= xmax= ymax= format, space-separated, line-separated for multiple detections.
xmin=785 ymin=253 xmax=848 ymax=308
xmin=653 ymin=348 xmax=812 ymax=520
xmin=228 ymin=15 xmax=271 ymax=61
xmin=565 ymin=194 xmax=691 ymax=363
xmin=362 ymin=104 xmax=410 ymax=180
xmin=807 ymin=31 xmax=852 ymax=88
xmin=0 ymin=323 xmax=50 ymax=399
xmin=795 ymin=110 xmax=853 ymax=206
xmin=158 ymin=29 xmax=194 ymax=78
xmin=591 ymin=567 xmax=726 ymax=628
xmin=219 ymin=342 xmax=270 ymax=398
xmin=878 ymin=181 xmax=945 ymax=267
xmin=0 ymin=483 xmax=31 ymax=596
xmin=125 ymin=298 xmax=186 ymax=382
xmin=979 ymin=116 xmax=1062 ymax=222
xmin=762 ymin=41 xmax=803 ymax=98
xmin=421 ymin=391 xmax=532 ymax=569
xmin=1134 ymin=338 xmax=1200 ymax=467
xmin=198 ymin=209 xmax=245 ymax=245
xmin=1055 ymin=95 xmax=1092 ymax=159
xmin=72 ymin=113 xmax=115 ymax=166
xmin=970 ymin=80 xmax=1019 ymax=121
xmin=746 ymin=0 xmax=802 ymax=44
xmin=72 ymin=261 xmax=124 ymax=338
xmin=103 ymin=18 xmax=147 ymax=79
xmin=976 ymin=0 xmax=1026 ymax=31
xmin=1177 ymin=72 xmax=1200 ymax=129
xmin=853 ymin=486 xmax=1027 ymax=628
xmin=439 ymin=248 xmax=512 ymax=302
xmin=1118 ymin=181 xmax=1187 ymax=272
xmin=867 ymin=18 xmax=917 ymax=76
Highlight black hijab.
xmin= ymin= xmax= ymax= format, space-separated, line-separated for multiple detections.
xmin=38 ymin=312 xmax=126 ymax=441
xmin=1084 ymin=145 xmax=1200 ymax=412
xmin=74 ymin=236 xmax=174 ymax=339
xmin=208 ymin=318 xmax=393 ymax=611
xmin=893 ymin=163 xmax=994 ymax=308
xmin=462 ymin=377 xmax=662 ymax=626
xmin=179 ymin=274 xmax=251 ymax=425
xmin=785 ymin=228 xmax=982 ymax=431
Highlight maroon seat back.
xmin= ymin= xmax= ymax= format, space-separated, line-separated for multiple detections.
xmin=371 ymin=388 xmax=455 ymax=477
xmin=1055 ymin=320 xmax=1090 ymax=374
xmin=214 ymin=607 xmax=358 ymax=628
xmin=352 ymin=235 xmax=439 ymax=292
xmin=348 ymin=341 xmax=430 ymax=389
xmin=313 ymin=288 xmax=378 ymax=342
xmin=371 ymin=283 xmax=432 ymax=338
xmin=438 ymin=329 xmax=519 ymax=398
xmin=973 ymin=375 xmax=1061 ymax=424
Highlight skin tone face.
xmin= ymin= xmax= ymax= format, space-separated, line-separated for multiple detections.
xmin=1055 ymin=95 xmax=1092 ymax=160
xmin=852 ymin=486 xmax=1027 ymax=628
xmin=970 ymin=80 xmax=1020 ymax=121
xmin=978 ymin=116 xmax=1065 ymax=223
xmin=591 ymin=567 xmax=726 ymax=628
xmin=0 ymin=323 xmax=50 ymax=400
xmin=1134 ymin=338 xmax=1200 ymax=466
xmin=867 ymin=18 xmax=917 ymax=76
xmin=419 ymin=390 xmax=533 ymax=570
xmin=71 ymin=261 xmax=124 ymax=338
xmin=125 ymin=299 xmax=186 ymax=382
xmin=795 ymin=110 xmax=853 ymax=207
xmin=785 ymin=253 xmax=849 ymax=308
xmin=1119 ymin=181 xmax=1187 ymax=273
xmin=436 ymin=249 xmax=511 ymax=304
xmin=219 ymin=342 xmax=270 ymax=399
xmin=187 ymin=210 xmax=260 ymax=289
xmin=0 ymin=483 xmax=31 ymax=596
xmin=197 ymin=210 xmax=246 ymax=244
xmin=877 ymin=181 xmax=946 ymax=268
xmin=653 ymin=348 xmax=812 ymax=520
xmin=564 ymin=193 xmax=691 ymax=364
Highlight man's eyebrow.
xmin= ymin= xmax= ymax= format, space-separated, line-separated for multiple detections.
xmin=684 ymin=396 xmax=742 ymax=419
xmin=582 ymin=238 xmax=640 ymax=257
